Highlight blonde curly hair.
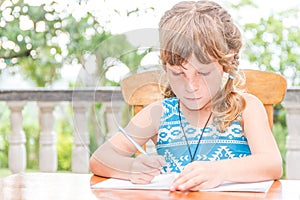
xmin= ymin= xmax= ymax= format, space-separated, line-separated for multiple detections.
xmin=159 ymin=0 xmax=246 ymax=132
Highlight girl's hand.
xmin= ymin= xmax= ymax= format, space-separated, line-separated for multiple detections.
xmin=170 ymin=161 xmax=224 ymax=191
xmin=129 ymin=154 xmax=166 ymax=184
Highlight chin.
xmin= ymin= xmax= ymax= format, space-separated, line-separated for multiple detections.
xmin=181 ymin=99 xmax=209 ymax=111
xmin=182 ymin=102 xmax=203 ymax=110
xmin=186 ymin=106 xmax=204 ymax=111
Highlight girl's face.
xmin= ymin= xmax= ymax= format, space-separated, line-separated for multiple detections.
xmin=166 ymin=58 xmax=223 ymax=111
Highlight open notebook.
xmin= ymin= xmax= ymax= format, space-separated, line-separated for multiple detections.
xmin=91 ymin=173 xmax=274 ymax=192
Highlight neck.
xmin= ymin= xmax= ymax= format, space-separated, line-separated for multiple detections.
xmin=178 ymin=101 xmax=212 ymax=128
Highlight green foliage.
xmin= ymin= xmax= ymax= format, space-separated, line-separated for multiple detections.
xmin=19 ymin=49 xmax=61 ymax=87
xmin=23 ymin=103 xmax=39 ymax=169
xmin=120 ymin=48 xmax=151 ymax=71
xmin=0 ymin=102 xmax=75 ymax=171
xmin=272 ymin=104 xmax=287 ymax=178
xmin=242 ymin=9 xmax=300 ymax=86
xmin=273 ymin=120 xmax=288 ymax=178
xmin=1 ymin=0 xmax=147 ymax=87
xmin=88 ymin=102 xmax=104 ymax=154
xmin=0 ymin=103 xmax=10 ymax=168
xmin=0 ymin=1 xmax=63 ymax=86
xmin=0 ymin=103 xmax=40 ymax=169
xmin=56 ymin=117 xmax=73 ymax=171
xmin=231 ymin=2 xmax=298 ymax=176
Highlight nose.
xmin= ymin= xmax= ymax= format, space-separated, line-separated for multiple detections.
xmin=185 ymin=74 xmax=200 ymax=93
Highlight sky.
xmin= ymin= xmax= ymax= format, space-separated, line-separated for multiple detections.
xmin=1 ymin=0 xmax=299 ymax=88
xmin=84 ymin=0 xmax=300 ymax=34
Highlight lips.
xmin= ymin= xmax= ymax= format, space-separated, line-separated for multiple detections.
xmin=185 ymin=97 xmax=201 ymax=101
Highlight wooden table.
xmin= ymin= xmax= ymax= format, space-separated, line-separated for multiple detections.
xmin=1 ymin=172 xmax=300 ymax=200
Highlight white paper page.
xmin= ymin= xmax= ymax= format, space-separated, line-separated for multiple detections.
xmin=91 ymin=174 xmax=177 ymax=190
xmin=201 ymin=180 xmax=274 ymax=193
xmin=91 ymin=173 xmax=274 ymax=193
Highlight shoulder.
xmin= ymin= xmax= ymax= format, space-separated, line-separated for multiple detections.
xmin=240 ymin=92 xmax=267 ymax=122
xmin=138 ymin=99 xmax=163 ymax=114
xmin=133 ymin=97 xmax=178 ymax=122
xmin=144 ymin=97 xmax=178 ymax=111
xmin=133 ymin=99 xmax=164 ymax=124
xmin=240 ymin=92 xmax=264 ymax=108
xmin=241 ymin=93 xmax=264 ymax=112
xmin=240 ymin=92 xmax=270 ymax=132
xmin=125 ymin=99 xmax=164 ymax=138
xmin=240 ymin=92 xmax=266 ymax=118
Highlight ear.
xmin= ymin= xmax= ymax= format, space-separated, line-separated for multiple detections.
xmin=222 ymin=49 xmax=236 ymax=73
xmin=227 ymin=49 xmax=235 ymax=62
xmin=221 ymin=72 xmax=229 ymax=89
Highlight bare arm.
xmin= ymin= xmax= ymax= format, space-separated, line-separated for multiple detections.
xmin=221 ymin=93 xmax=282 ymax=181
xmin=90 ymin=101 xmax=163 ymax=180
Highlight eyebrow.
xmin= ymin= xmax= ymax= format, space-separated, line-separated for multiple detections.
xmin=167 ymin=63 xmax=187 ymax=71
xmin=167 ymin=67 xmax=181 ymax=73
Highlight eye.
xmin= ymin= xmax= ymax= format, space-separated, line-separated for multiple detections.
xmin=198 ymin=71 xmax=210 ymax=76
xmin=172 ymin=71 xmax=184 ymax=76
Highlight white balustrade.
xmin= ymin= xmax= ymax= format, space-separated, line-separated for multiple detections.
xmin=38 ymin=102 xmax=57 ymax=172
xmin=285 ymin=88 xmax=300 ymax=179
xmin=101 ymin=101 xmax=124 ymax=140
xmin=72 ymin=101 xmax=91 ymax=173
xmin=0 ymin=88 xmax=123 ymax=174
xmin=7 ymin=101 xmax=26 ymax=173
xmin=2 ymin=88 xmax=300 ymax=178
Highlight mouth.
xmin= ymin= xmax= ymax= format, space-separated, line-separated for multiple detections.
xmin=185 ymin=97 xmax=201 ymax=101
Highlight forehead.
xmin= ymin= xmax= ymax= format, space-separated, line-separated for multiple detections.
xmin=187 ymin=54 xmax=217 ymax=70
xmin=167 ymin=55 xmax=220 ymax=71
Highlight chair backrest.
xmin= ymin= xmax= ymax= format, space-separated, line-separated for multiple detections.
xmin=121 ymin=69 xmax=287 ymax=129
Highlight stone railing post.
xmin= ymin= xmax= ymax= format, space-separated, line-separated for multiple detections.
xmin=0 ymin=88 xmax=123 ymax=174
xmin=38 ymin=102 xmax=57 ymax=172
xmin=72 ymin=102 xmax=90 ymax=173
xmin=101 ymin=101 xmax=124 ymax=140
xmin=7 ymin=101 xmax=26 ymax=173
xmin=284 ymin=88 xmax=300 ymax=179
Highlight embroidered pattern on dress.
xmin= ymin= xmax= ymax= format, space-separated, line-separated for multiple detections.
xmin=156 ymin=98 xmax=251 ymax=173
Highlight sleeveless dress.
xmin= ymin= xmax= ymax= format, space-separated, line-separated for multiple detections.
xmin=156 ymin=97 xmax=251 ymax=173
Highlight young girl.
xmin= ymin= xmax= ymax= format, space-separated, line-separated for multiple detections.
xmin=90 ymin=0 xmax=282 ymax=191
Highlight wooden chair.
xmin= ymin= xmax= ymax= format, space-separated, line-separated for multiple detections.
xmin=121 ymin=69 xmax=287 ymax=129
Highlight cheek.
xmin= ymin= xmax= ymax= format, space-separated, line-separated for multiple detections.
xmin=204 ymin=75 xmax=222 ymax=94
xmin=168 ymin=79 xmax=183 ymax=95
xmin=167 ymin=73 xmax=182 ymax=87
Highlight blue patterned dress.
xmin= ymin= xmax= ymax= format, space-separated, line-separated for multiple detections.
xmin=156 ymin=97 xmax=251 ymax=173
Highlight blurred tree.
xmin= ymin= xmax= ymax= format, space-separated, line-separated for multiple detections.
xmin=0 ymin=0 xmax=151 ymax=171
xmin=230 ymin=1 xmax=300 ymax=86
xmin=230 ymin=1 xmax=299 ymax=177
xmin=0 ymin=0 xmax=148 ymax=87
xmin=243 ymin=9 xmax=300 ymax=86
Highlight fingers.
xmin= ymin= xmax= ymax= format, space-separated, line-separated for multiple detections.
xmin=157 ymin=155 xmax=168 ymax=166
xmin=130 ymin=172 xmax=155 ymax=184
xmin=170 ymin=165 xmax=206 ymax=191
xmin=129 ymin=154 xmax=166 ymax=183
xmin=170 ymin=172 xmax=200 ymax=191
xmin=171 ymin=175 xmax=206 ymax=191
xmin=134 ymin=154 xmax=165 ymax=171
xmin=142 ymin=155 xmax=166 ymax=169
xmin=189 ymin=181 xmax=211 ymax=191
xmin=169 ymin=161 xmax=221 ymax=191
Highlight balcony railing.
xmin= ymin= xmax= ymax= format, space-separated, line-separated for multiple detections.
xmin=0 ymin=87 xmax=300 ymax=179
xmin=0 ymin=87 xmax=124 ymax=174
xmin=284 ymin=87 xmax=300 ymax=179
